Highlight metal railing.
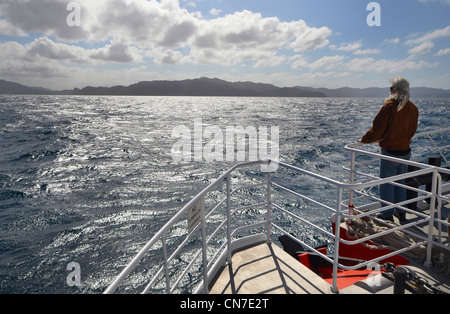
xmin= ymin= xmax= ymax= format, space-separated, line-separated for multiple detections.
xmin=343 ymin=127 xmax=450 ymax=270
xmin=414 ymin=127 xmax=450 ymax=168
xmin=105 ymin=130 xmax=449 ymax=294
xmin=272 ymin=157 xmax=449 ymax=293
xmin=104 ymin=160 xmax=273 ymax=294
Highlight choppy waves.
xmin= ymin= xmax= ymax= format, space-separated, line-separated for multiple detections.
xmin=0 ymin=95 xmax=448 ymax=293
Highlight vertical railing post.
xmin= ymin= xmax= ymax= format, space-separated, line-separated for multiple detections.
xmin=436 ymin=174 xmax=443 ymax=245
xmin=331 ymin=187 xmax=343 ymax=294
xmin=425 ymin=170 xmax=438 ymax=268
xmin=266 ymin=167 xmax=272 ymax=243
xmin=162 ymin=234 xmax=171 ymax=293
xmin=349 ymin=150 xmax=356 ymax=204
xmin=348 ymin=151 xmax=357 ymax=224
xmin=200 ymin=199 xmax=209 ymax=293
xmin=226 ymin=174 xmax=232 ymax=263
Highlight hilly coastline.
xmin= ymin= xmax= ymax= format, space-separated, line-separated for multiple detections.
xmin=73 ymin=78 xmax=326 ymax=97
xmin=1 ymin=78 xmax=450 ymax=98
xmin=0 ymin=79 xmax=55 ymax=95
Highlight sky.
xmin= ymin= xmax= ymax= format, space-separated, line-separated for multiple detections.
xmin=0 ymin=0 xmax=449 ymax=90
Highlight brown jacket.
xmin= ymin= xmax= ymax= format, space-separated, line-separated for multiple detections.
xmin=361 ymin=100 xmax=419 ymax=151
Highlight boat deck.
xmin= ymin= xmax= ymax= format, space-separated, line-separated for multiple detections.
xmin=210 ymin=202 xmax=450 ymax=295
xmin=209 ymin=242 xmax=331 ymax=294
xmin=408 ymin=199 xmax=450 ymax=247
xmin=209 ymin=241 xmax=450 ymax=295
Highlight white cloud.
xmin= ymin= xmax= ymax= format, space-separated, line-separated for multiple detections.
xmin=291 ymin=71 xmax=352 ymax=89
xmin=253 ymin=53 xmax=285 ymax=68
xmin=405 ymin=25 xmax=450 ymax=46
xmin=417 ymin=0 xmax=450 ymax=5
xmin=0 ymin=0 xmax=446 ymax=90
xmin=188 ymin=10 xmax=331 ymax=66
xmin=329 ymin=40 xmax=380 ymax=55
xmin=0 ymin=41 xmax=27 ymax=58
xmin=0 ymin=0 xmax=333 ymax=69
xmin=210 ymin=8 xmax=222 ymax=16
xmin=185 ymin=2 xmax=197 ymax=8
xmin=353 ymin=48 xmax=381 ymax=55
xmin=287 ymin=21 xmax=331 ymax=52
xmin=0 ymin=36 xmax=148 ymax=73
xmin=26 ymin=37 xmax=92 ymax=63
xmin=290 ymin=55 xmax=308 ymax=70
xmin=434 ymin=48 xmax=450 ymax=56
xmin=151 ymin=47 xmax=190 ymax=65
xmin=330 ymin=41 xmax=362 ymax=52
xmin=90 ymin=41 xmax=143 ymax=63
xmin=347 ymin=57 xmax=437 ymax=73
xmin=383 ymin=38 xmax=400 ymax=45
xmin=0 ymin=57 xmax=70 ymax=83
xmin=309 ymin=55 xmax=346 ymax=70
xmin=408 ymin=41 xmax=435 ymax=55
xmin=0 ymin=19 xmax=27 ymax=37
xmin=0 ymin=37 xmax=89 ymax=64
xmin=402 ymin=25 xmax=450 ymax=57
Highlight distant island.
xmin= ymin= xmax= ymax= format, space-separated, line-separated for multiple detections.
xmin=1 ymin=77 xmax=450 ymax=98
xmin=73 ymin=78 xmax=327 ymax=97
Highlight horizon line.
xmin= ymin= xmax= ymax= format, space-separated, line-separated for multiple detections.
xmin=2 ymin=77 xmax=449 ymax=92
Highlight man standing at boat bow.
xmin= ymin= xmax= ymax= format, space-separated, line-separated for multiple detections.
xmin=359 ymin=77 xmax=419 ymax=223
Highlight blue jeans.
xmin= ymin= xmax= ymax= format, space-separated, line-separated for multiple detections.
xmin=379 ymin=150 xmax=411 ymax=217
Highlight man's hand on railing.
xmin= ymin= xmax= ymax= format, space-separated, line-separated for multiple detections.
xmin=345 ymin=141 xmax=365 ymax=149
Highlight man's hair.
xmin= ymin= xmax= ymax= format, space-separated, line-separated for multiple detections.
xmin=387 ymin=76 xmax=410 ymax=112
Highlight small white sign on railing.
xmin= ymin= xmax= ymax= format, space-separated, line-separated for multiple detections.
xmin=187 ymin=197 xmax=204 ymax=234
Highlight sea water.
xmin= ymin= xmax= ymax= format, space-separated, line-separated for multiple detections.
xmin=0 ymin=95 xmax=448 ymax=293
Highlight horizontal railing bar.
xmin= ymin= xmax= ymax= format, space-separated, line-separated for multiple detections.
xmin=343 ymin=194 xmax=431 ymax=220
xmin=338 ymin=217 xmax=430 ymax=246
xmin=343 ymin=166 xmax=425 ymax=189
xmin=272 ymin=221 xmax=429 ymax=272
xmin=150 ymin=227 xmax=212 ymax=293
xmin=275 ymin=161 xmax=344 ymax=187
xmin=205 ymin=197 xmax=227 ymax=219
xmin=271 ymin=223 xmax=334 ymax=264
xmin=351 ymin=159 xmax=379 ymax=167
xmin=145 ymin=203 xmax=270 ymax=294
xmin=104 ymin=160 xmax=269 ymax=294
xmin=347 ymin=206 xmax=436 ymax=247
xmin=271 ymin=182 xmax=337 ymax=213
xmin=414 ymin=127 xmax=450 ymax=137
xmin=231 ymin=182 xmax=268 ymax=194
xmin=160 ymin=187 xmax=273 ymax=293
xmin=230 ymin=222 xmax=268 ymax=238
xmin=170 ymin=247 xmax=204 ymax=294
xmin=337 ymin=241 xmax=428 ymax=271
xmin=345 ymin=145 xmax=450 ymax=177
xmin=207 ymin=241 xmax=228 ymax=269
xmin=271 ymin=203 xmax=335 ymax=239
xmin=230 ymin=202 xmax=269 ymax=215
xmin=345 ymin=166 xmax=450 ymax=186
xmin=172 ymin=204 xmax=275 ymax=293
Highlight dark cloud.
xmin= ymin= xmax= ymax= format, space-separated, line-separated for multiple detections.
xmin=0 ymin=0 xmax=88 ymax=41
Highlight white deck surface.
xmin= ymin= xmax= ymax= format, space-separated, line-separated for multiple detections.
xmin=209 ymin=242 xmax=332 ymax=294
xmin=209 ymin=201 xmax=450 ymax=295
